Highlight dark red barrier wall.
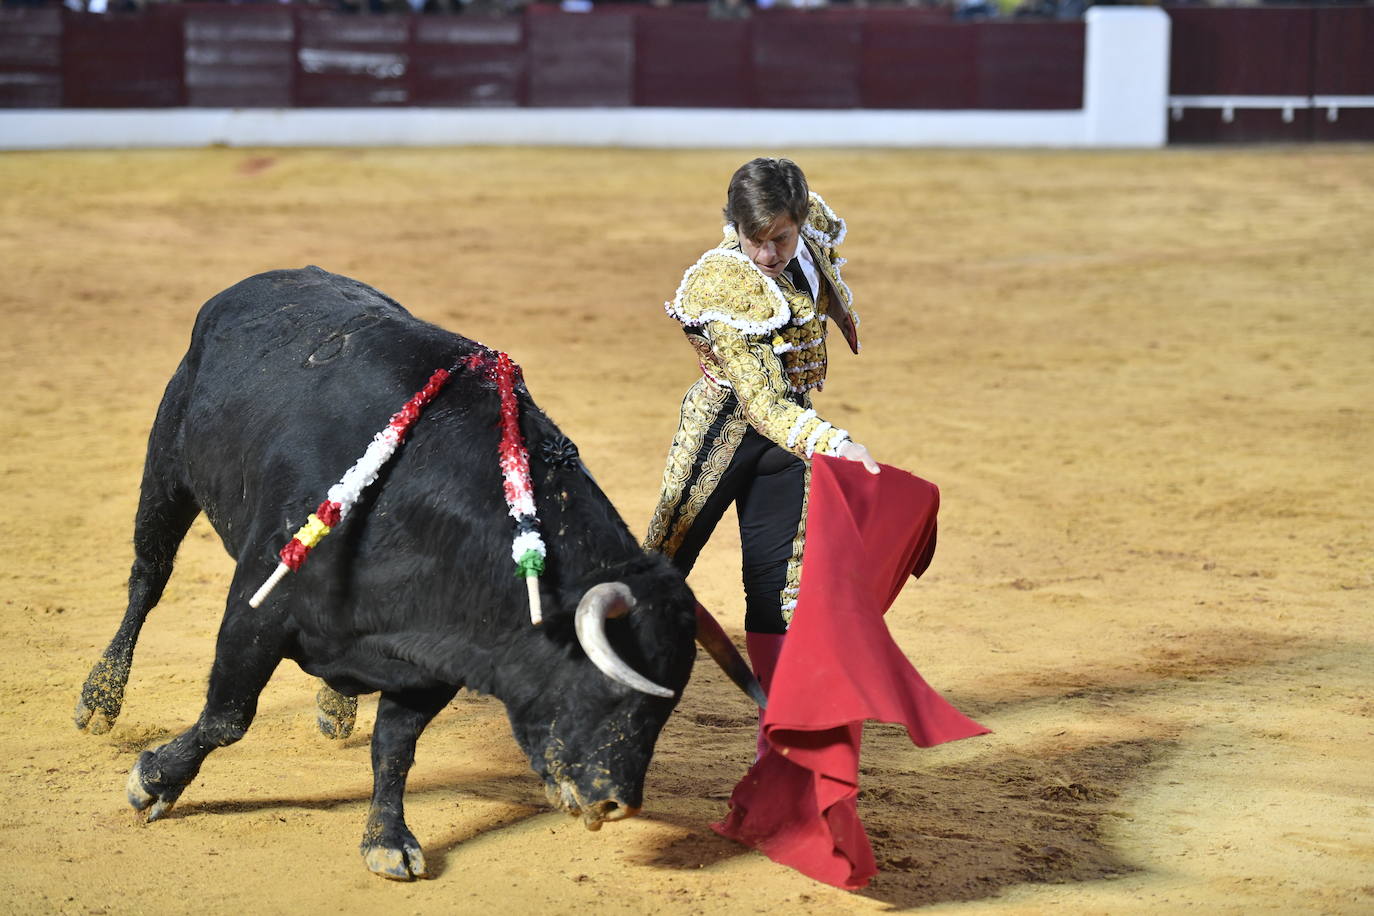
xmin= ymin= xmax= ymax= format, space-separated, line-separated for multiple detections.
xmin=296 ymin=13 xmax=409 ymax=106
xmin=1312 ymin=8 xmax=1374 ymax=141
xmin=62 ymin=7 xmax=184 ymax=107
xmin=857 ymin=19 xmax=1083 ymax=110
xmin=527 ymin=9 xmax=633 ymax=107
xmin=184 ymin=7 xmax=294 ymax=108
xmin=634 ymin=11 xmax=750 ymax=108
xmin=1167 ymin=6 xmax=1374 ymax=142
xmin=412 ymin=17 xmax=524 ymax=107
xmin=751 ymin=10 xmax=863 ymax=109
xmin=8 ymin=4 xmax=1370 ymax=144
xmin=0 ymin=5 xmax=1091 ymax=113
xmin=0 ymin=7 xmax=60 ymax=107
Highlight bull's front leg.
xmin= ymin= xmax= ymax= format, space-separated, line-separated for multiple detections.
xmin=362 ymin=686 xmax=457 ymax=880
xmin=127 ymin=584 xmax=284 ymax=820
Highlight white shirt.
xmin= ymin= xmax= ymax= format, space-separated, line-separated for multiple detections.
xmin=793 ymin=236 xmax=821 ymax=301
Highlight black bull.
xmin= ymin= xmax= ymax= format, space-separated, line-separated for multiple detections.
xmin=74 ymin=267 xmax=761 ymax=880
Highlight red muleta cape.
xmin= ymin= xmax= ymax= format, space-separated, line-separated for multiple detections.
xmin=711 ymin=456 xmax=990 ymax=889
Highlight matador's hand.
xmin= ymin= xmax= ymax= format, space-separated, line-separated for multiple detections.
xmin=837 ymin=440 xmax=880 ymax=475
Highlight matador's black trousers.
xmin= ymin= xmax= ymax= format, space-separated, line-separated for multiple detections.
xmin=665 ymin=415 xmax=806 ymax=636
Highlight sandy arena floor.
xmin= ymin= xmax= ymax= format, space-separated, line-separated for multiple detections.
xmin=0 ymin=146 xmax=1370 ymax=914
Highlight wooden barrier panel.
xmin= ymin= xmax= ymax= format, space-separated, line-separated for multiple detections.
xmin=1 ymin=7 xmax=1100 ymax=115
xmin=752 ymin=9 xmax=857 ymax=109
xmin=634 ymin=10 xmax=750 ymax=109
xmin=184 ymin=7 xmax=293 ymax=109
xmin=1169 ymin=8 xmax=1315 ymax=96
xmin=1167 ymin=8 xmax=1315 ymax=143
xmin=861 ymin=19 xmax=1082 ymax=110
xmin=861 ymin=19 xmax=976 ymax=109
xmin=1312 ymin=7 xmax=1374 ymax=142
xmin=977 ymin=23 xmax=1083 ymax=110
xmin=0 ymin=7 xmax=60 ymax=108
xmin=526 ymin=10 xmax=633 ymax=107
xmin=295 ymin=12 xmax=410 ymax=107
xmin=411 ymin=17 xmax=525 ymax=107
xmin=62 ymin=8 xmax=184 ymax=108
xmin=750 ymin=10 xmax=862 ymax=109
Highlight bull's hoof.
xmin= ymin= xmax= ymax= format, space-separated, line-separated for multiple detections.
xmin=363 ymin=844 xmax=428 ymax=881
xmin=74 ymin=658 xmax=129 ymax=734
xmin=127 ymin=751 xmax=183 ymax=823
xmin=315 ymin=684 xmax=357 ymax=740
xmin=361 ymin=821 xmax=428 ymax=880
xmin=74 ymin=701 xmax=116 ymax=736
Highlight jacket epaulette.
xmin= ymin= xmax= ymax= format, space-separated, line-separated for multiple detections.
xmin=664 ymin=248 xmax=792 ymax=336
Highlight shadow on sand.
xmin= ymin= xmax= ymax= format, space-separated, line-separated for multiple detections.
xmin=626 ymin=625 xmax=1341 ymax=908
xmin=104 ymin=625 xmax=1337 ymax=902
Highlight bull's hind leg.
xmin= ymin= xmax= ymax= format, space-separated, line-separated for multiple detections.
xmin=127 ymin=579 xmax=285 ymax=821
xmin=316 ymin=682 xmax=358 ymax=740
xmin=361 ymin=686 xmax=458 ymax=880
xmin=76 ymin=371 xmax=201 ymax=733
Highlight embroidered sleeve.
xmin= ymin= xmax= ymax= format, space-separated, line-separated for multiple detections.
xmin=665 ymin=249 xmax=791 ymax=335
xmin=705 ymin=320 xmax=849 ymax=460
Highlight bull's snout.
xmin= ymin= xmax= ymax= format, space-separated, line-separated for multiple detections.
xmin=544 ymin=780 xmax=642 ymax=831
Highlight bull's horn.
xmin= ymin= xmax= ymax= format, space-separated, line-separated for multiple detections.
xmin=574 ymin=583 xmax=675 ymax=699
xmin=694 ymin=603 xmax=768 ymax=708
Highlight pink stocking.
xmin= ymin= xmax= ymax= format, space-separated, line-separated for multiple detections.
xmin=745 ymin=632 xmax=786 ymax=761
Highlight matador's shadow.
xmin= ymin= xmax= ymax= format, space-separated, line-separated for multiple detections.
xmin=628 ymin=623 xmax=1336 ymax=908
xmin=629 ymin=733 xmax=1173 ymax=909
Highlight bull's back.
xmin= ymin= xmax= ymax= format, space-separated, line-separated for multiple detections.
xmin=188 ymin=266 xmax=428 ymax=374
xmin=175 ymin=267 xmax=479 ymax=558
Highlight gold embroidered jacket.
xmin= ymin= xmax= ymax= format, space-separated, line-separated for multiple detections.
xmin=663 ymin=192 xmax=860 ymax=460
xmin=645 ymin=191 xmax=861 ymax=576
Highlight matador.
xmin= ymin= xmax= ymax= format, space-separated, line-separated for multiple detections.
xmin=643 ymin=158 xmax=878 ymax=727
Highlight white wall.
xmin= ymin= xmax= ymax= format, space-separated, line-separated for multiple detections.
xmin=0 ymin=9 xmax=1171 ymax=151
xmin=1084 ymin=7 xmax=1171 ymax=147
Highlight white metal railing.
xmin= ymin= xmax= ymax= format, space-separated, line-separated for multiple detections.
xmin=1170 ymin=94 xmax=1374 ymax=124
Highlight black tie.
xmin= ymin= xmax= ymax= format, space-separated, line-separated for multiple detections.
xmin=784 ymin=258 xmax=812 ymax=299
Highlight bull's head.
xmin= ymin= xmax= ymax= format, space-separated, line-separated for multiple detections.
xmin=505 ymin=576 xmax=691 ymax=829
xmin=504 ymin=574 xmax=763 ymax=830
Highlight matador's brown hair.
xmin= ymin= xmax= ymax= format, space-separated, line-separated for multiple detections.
xmin=723 ymin=157 xmax=809 ymax=242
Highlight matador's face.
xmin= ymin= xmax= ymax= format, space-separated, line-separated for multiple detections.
xmin=740 ymin=216 xmax=800 ymax=280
